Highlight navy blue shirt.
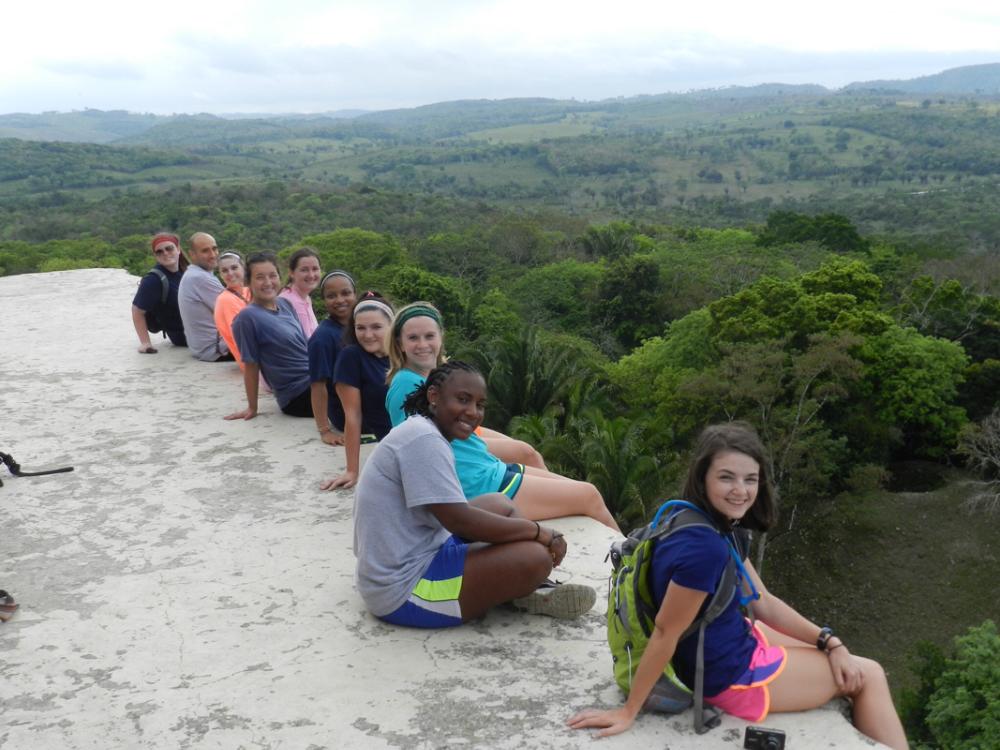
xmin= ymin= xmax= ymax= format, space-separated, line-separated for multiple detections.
xmin=308 ymin=318 xmax=348 ymax=430
xmin=132 ymin=264 xmax=187 ymax=346
xmin=232 ymin=298 xmax=310 ymax=409
xmin=334 ymin=345 xmax=391 ymax=439
xmin=650 ymin=524 xmax=756 ymax=697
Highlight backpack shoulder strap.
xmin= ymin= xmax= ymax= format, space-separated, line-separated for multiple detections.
xmin=148 ymin=267 xmax=169 ymax=305
xmin=732 ymin=527 xmax=752 ymax=561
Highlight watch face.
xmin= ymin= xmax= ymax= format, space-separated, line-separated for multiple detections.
xmin=817 ymin=627 xmax=833 ymax=649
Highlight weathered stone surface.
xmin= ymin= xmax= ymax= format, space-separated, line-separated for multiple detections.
xmin=0 ymin=269 xmax=883 ymax=748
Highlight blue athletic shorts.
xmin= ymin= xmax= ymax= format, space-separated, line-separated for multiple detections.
xmin=499 ymin=463 xmax=525 ymax=499
xmin=378 ymin=536 xmax=468 ymax=628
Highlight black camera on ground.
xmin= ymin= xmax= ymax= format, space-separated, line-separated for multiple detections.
xmin=744 ymin=725 xmax=786 ymax=750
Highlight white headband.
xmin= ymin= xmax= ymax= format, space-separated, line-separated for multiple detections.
xmin=354 ymin=299 xmax=394 ymax=320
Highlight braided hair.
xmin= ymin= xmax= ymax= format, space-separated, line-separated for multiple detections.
xmin=403 ymin=360 xmax=482 ymax=418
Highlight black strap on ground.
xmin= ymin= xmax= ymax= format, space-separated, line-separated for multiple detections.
xmin=0 ymin=451 xmax=74 ymax=488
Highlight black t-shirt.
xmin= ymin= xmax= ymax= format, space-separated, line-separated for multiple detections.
xmin=133 ymin=264 xmax=187 ymax=345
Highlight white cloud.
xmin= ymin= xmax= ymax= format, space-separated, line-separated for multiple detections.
xmin=2 ymin=0 xmax=1000 ymax=113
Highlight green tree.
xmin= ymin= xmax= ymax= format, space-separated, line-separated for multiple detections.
xmin=469 ymin=327 xmax=591 ymax=432
xmin=758 ymin=210 xmax=869 ymax=253
xmin=596 ymin=253 xmax=667 ymax=350
xmin=859 ymin=326 xmax=968 ymax=458
xmin=676 ymin=334 xmax=860 ymax=506
xmin=959 ymin=359 xmax=1000 ymax=421
xmin=294 ymin=228 xmax=410 ymax=286
xmin=901 ymin=641 xmax=948 ymax=748
xmin=508 ymin=259 xmax=603 ymax=336
xmin=577 ymin=221 xmax=652 ymax=260
xmin=510 ymin=409 xmax=666 ymax=529
xmin=573 ymin=411 xmax=666 ymax=527
xmin=387 ymin=266 xmax=469 ymax=331
xmin=485 ymin=217 xmax=557 ymax=267
xmin=899 ymin=276 xmax=1000 ymax=362
xmin=414 ymin=230 xmax=491 ymax=283
xmin=709 ymin=260 xmax=892 ymax=348
xmin=903 ymin=621 xmax=1000 ymax=750
xmin=470 ymin=288 xmax=521 ymax=340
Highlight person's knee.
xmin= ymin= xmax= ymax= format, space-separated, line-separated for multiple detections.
xmin=860 ymin=656 xmax=888 ymax=685
xmin=523 ymin=542 xmax=554 ymax=582
xmin=469 ymin=492 xmax=515 ymax=516
xmin=521 ymin=442 xmax=545 ymax=469
xmin=843 ymin=656 xmax=888 ymax=698
xmin=583 ymin=482 xmax=607 ymax=512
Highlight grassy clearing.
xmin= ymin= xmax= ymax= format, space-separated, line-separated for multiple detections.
xmin=467 ymin=119 xmax=600 ymax=143
xmin=765 ymin=468 xmax=998 ymax=700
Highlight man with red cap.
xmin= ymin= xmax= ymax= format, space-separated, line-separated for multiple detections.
xmin=130 ymin=232 xmax=189 ymax=353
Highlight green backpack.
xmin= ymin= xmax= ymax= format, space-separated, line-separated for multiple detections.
xmin=606 ymin=500 xmax=752 ymax=734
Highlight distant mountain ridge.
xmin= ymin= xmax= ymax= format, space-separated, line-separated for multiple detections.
xmin=844 ymin=63 xmax=1000 ymax=94
xmin=2 ymin=63 xmax=1000 ymax=144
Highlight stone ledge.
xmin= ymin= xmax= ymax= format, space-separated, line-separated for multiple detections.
xmin=0 ymin=269 xmax=883 ymax=748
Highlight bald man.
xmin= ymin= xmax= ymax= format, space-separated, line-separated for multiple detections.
xmin=177 ymin=232 xmax=232 ymax=362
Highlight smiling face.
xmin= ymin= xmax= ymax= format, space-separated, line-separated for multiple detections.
xmin=152 ymin=240 xmax=181 ymax=272
xmin=354 ymin=309 xmax=390 ymax=356
xmin=249 ymin=260 xmax=281 ymax=308
xmin=322 ymin=275 xmax=357 ymax=325
xmin=289 ymin=255 xmax=321 ymax=295
xmin=704 ymin=450 xmax=760 ymax=522
xmin=218 ymin=255 xmax=245 ymax=290
xmin=189 ymin=233 xmax=219 ymax=271
xmin=428 ymin=370 xmax=487 ymax=441
xmin=399 ymin=316 xmax=442 ymax=375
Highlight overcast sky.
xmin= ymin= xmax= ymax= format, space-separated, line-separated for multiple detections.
xmin=4 ymin=1 xmax=1000 ymax=115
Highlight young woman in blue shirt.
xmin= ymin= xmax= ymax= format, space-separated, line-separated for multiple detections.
xmin=321 ymin=292 xmax=394 ymax=490
xmin=567 ymin=422 xmax=907 ymax=750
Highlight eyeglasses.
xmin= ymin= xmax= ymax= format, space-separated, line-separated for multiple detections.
xmin=154 ymin=244 xmax=177 ymax=256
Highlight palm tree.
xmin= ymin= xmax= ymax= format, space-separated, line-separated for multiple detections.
xmin=575 ymin=410 xmax=666 ymax=528
xmin=467 ymin=326 xmax=584 ymax=431
xmin=511 ymin=409 xmax=668 ymax=530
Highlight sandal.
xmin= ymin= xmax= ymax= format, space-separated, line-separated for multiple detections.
xmin=0 ymin=589 xmax=19 ymax=622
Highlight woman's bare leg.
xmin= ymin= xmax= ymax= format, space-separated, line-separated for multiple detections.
xmin=512 ymin=473 xmax=621 ymax=532
xmin=769 ymin=647 xmax=907 ymax=750
xmin=522 ymin=465 xmax=567 ymax=479
xmin=480 ymin=431 xmax=547 ymax=470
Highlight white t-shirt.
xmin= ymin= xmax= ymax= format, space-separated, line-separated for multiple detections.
xmin=353 ymin=415 xmax=467 ymax=616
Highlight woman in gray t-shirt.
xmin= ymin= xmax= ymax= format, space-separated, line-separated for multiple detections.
xmin=353 ymin=361 xmax=596 ymax=628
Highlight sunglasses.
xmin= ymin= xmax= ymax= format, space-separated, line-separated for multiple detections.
xmin=154 ymin=244 xmax=177 ymax=256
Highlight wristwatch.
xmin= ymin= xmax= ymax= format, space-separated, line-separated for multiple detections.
xmin=817 ymin=626 xmax=834 ymax=651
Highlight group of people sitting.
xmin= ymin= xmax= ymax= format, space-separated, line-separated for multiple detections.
xmin=130 ymin=231 xmax=622 ymax=519
xmin=129 ymin=231 xmax=907 ymax=749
